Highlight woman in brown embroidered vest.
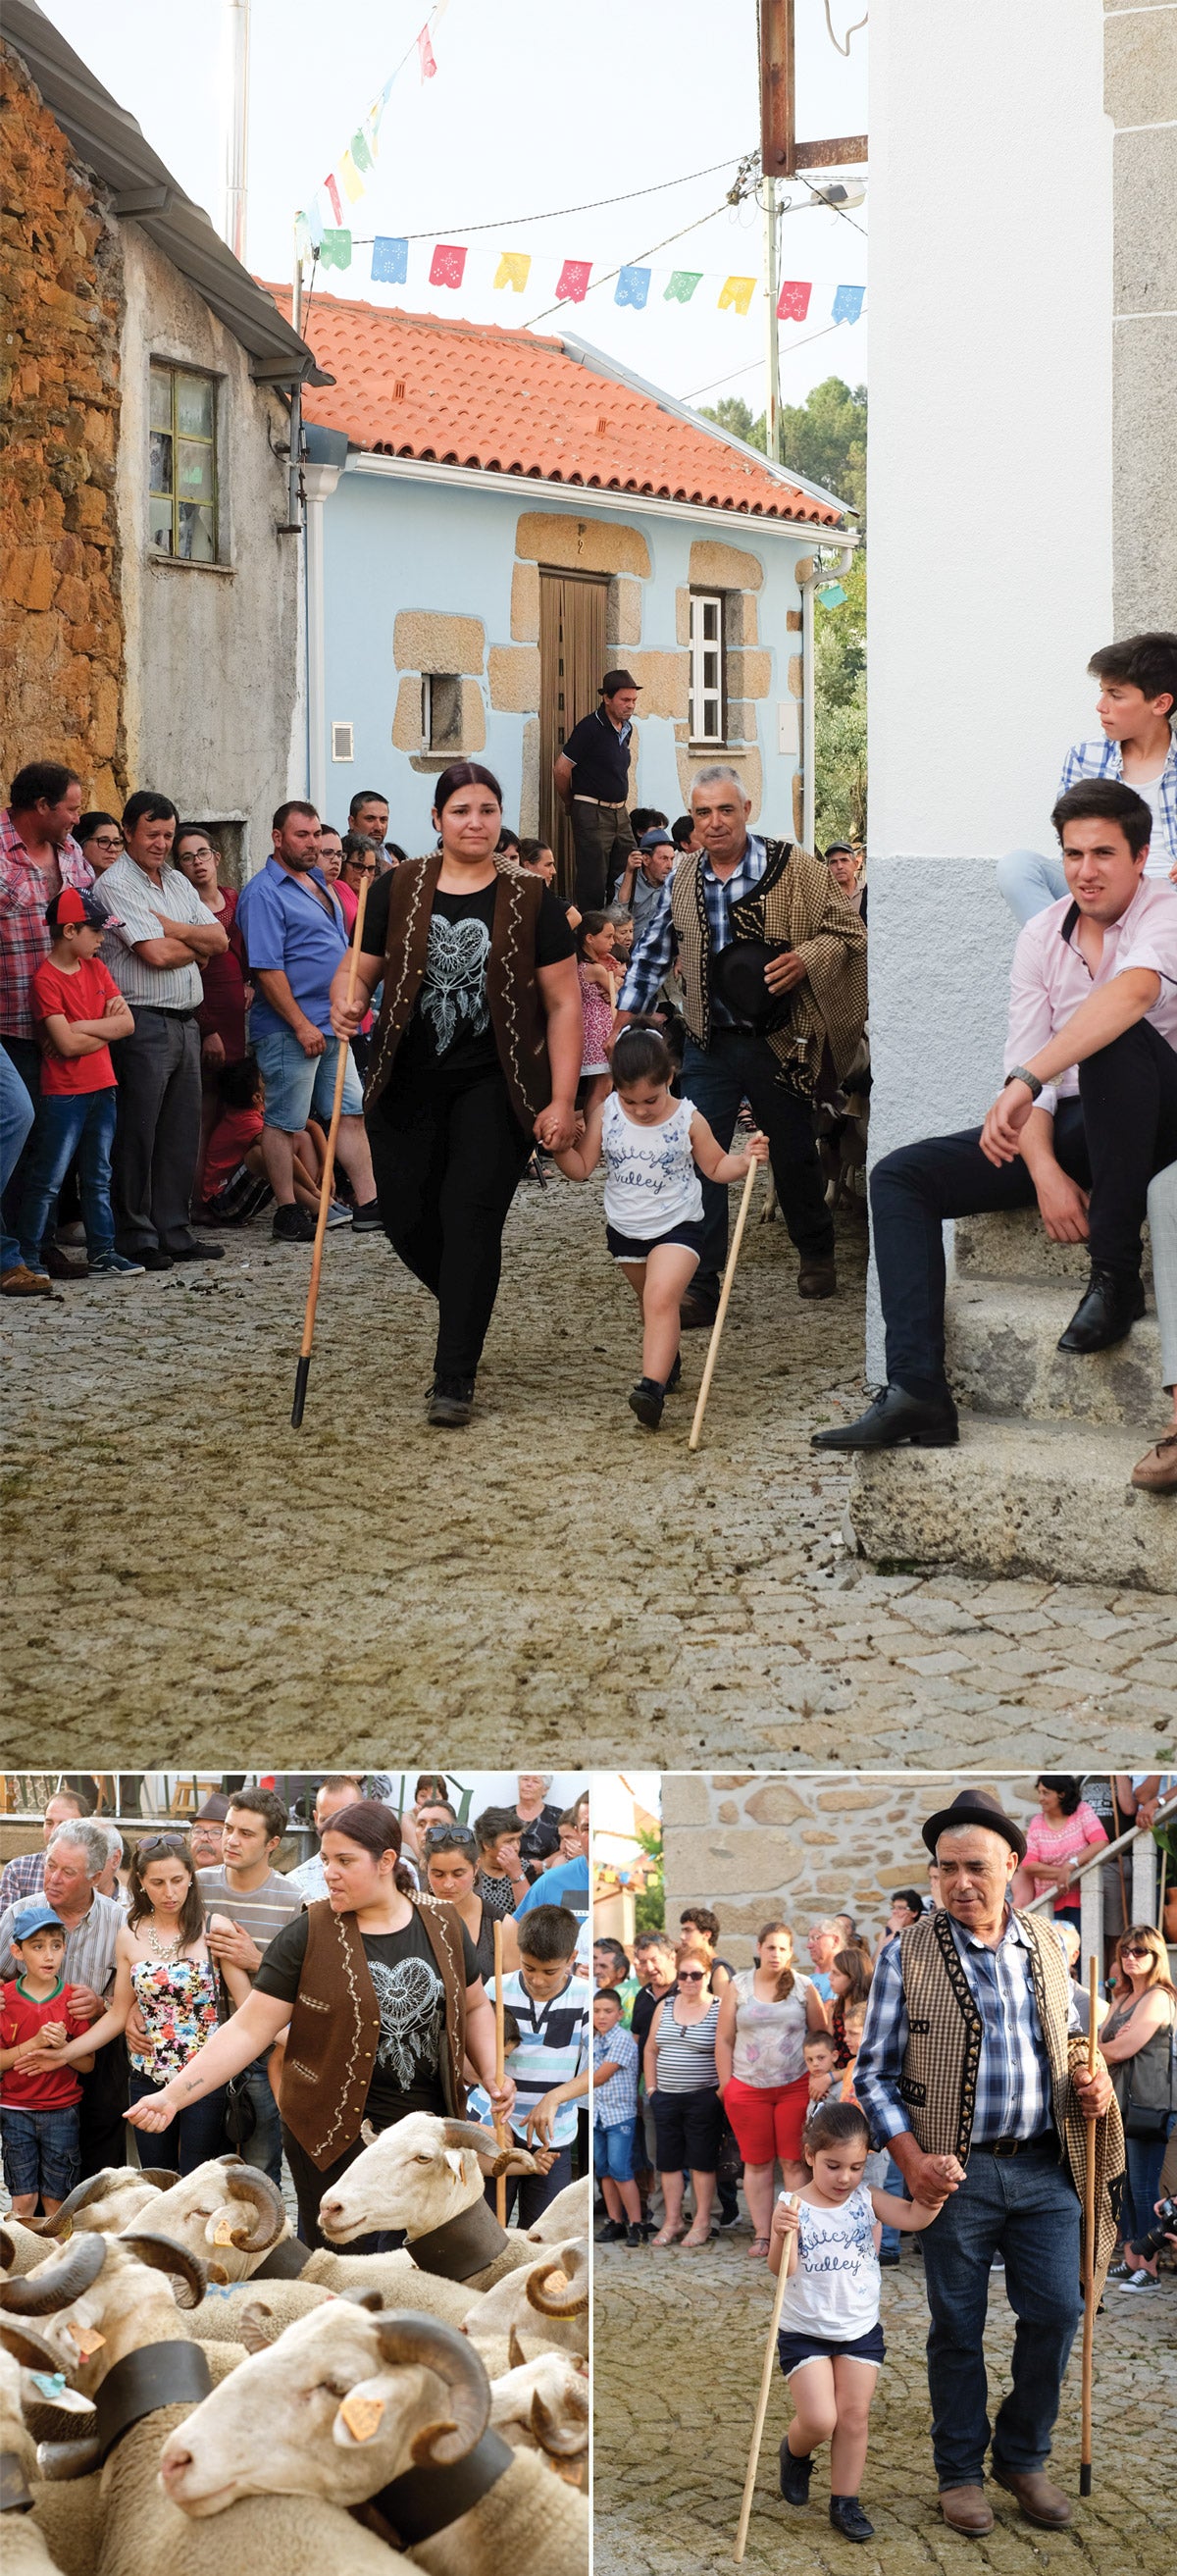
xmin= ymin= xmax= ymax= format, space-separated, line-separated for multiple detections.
xmin=330 ymin=762 xmax=583 ymax=1427
xmin=127 ymin=1804 xmax=514 ymax=2250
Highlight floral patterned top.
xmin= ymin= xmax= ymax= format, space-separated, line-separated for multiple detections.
xmin=731 ymin=1966 xmax=815 ymax=2087
xmin=128 ymin=1953 xmax=220 ymax=2083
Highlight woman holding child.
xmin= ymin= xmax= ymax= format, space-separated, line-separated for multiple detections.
xmin=715 ymin=1919 xmax=830 ymax=2257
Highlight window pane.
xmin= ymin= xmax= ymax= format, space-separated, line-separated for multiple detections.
xmin=149 ymin=368 xmax=173 ymax=431
xmin=177 ymin=374 xmax=215 ymax=438
xmin=178 ymin=502 xmax=216 ymax=562
xmin=150 ymin=430 xmax=174 ymax=494
xmin=148 ymin=493 xmax=173 ymax=552
xmin=177 ymin=438 xmax=215 ymax=505
xmin=703 ymin=600 xmax=719 ymax=641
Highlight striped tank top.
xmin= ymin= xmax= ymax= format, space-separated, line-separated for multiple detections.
xmin=652 ymin=1994 xmax=720 ymax=2091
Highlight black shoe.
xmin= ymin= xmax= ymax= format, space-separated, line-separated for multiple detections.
xmin=350 ymin=1200 xmax=384 ymax=1233
xmin=1057 ymin=1265 xmax=1146 ymax=1354
xmin=665 ymin=1352 xmax=683 ymax=1393
xmin=272 ymin=1205 xmax=317 ymax=1244
xmin=41 ymin=1243 xmax=87 ymax=1279
xmin=830 ymin=2496 xmax=874 ymax=2544
xmin=628 ymin=1376 xmax=665 ymax=1428
xmin=679 ymin=1292 xmax=716 ymax=1331
xmin=878 ymin=2248 xmax=900 ymax=2266
xmin=427 ymin=1375 xmax=475 ymax=1427
xmin=779 ymin=2442 xmax=812 ymax=2507
xmin=624 ymin=2222 xmax=643 ymax=2248
xmin=811 ymin=1382 xmax=958 ymax=1451
xmin=168 ymin=1239 xmax=225 ymax=1262
xmin=138 ymin=1246 xmax=174 ymax=1271
xmin=594 ymin=2219 xmax=626 ymax=2242
xmin=717 ymin=2200 xmax=741 ymax=2229
xmin=797 ymin=1258 xmax=838 ymax=1299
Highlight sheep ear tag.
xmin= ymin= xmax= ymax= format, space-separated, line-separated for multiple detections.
xmin=443 ymin=2151 xmax=464 ymax=2182
xmin=213 ymin=2221 xmax=238 ymax=2246
xmin=337 ymin=2390 xmax=385 ymax=2445
xmin=67 ymin=2324 xmax=105 ymax=2358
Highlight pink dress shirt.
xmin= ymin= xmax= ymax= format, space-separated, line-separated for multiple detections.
xmin=1004 ymin=876 xmax=1177 ymax=1116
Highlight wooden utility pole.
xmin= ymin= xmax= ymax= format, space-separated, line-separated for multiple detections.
xmin=758 ymin=0 xmax=868 ymax=175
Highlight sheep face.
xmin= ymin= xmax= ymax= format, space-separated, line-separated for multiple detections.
xmin=318 ymin=2110 xmax=495 ymax=2243
xmin=461 ymin=2241 xmax=588 ymax=2364
xmin=160 ymin=2303 xmax=491 ymax=2516
xmin=125 ymin=2158 xmax=289 ymax=2282
xmin=488 ymin=2351 xmax=589 ymax=2467
xmin=0 ymin=2234 xmax=205 ymax=2391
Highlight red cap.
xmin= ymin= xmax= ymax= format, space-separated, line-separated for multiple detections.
xmin=54 ymin=887 xmax=89 ymax=926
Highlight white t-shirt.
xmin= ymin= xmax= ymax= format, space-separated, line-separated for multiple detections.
xmin=1129 ymin=769 xmax=1168 ymax=874
xmin=601 ymin=1092 xmax=703 ymax=1238
xmin=777 ymin=2184 xmax=881 ymax=2341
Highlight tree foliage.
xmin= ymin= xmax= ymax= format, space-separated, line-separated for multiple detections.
xmin=814 ymin=545 xmax=867 ymax=847
xmin=632 ymin=1827 xmax=664 ymax=1934
xmin=699 ymin=378 xmax=866 ymax=521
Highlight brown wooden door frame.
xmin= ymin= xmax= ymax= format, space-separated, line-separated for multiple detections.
xmin=538 ymin=566 xmax=609 ymax=898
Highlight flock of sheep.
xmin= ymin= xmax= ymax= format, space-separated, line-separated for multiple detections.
xmin=0 ymin=2112 xmax=589 ymax=2576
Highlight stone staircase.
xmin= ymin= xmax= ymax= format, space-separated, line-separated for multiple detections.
xmin=849 ymin=1211 xmax=1177 ymax=1594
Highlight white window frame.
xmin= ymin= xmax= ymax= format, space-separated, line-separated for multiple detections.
xmin=689 ymin=592 xmax=725 ymax=745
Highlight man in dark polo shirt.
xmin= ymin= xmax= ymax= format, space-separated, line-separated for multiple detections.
xmin=197 ymin=1787 xmax=303 ymax=2185
xmin=554 ymin=669 xmax=640 ymax=908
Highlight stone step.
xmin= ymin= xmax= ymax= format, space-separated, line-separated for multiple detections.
xmin=947 ymin=1279 xmax=1162 ymax=1428
xmin=954 ymin=1208 xmax=1153 ymax=1289
xmin=847 ymin=1414 xmax=1177 ymax=1597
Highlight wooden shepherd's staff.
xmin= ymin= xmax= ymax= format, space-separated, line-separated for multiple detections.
xmin=1080 ymin=1953 xmax=1099 ymax=2498
xmin=733 ymin=2192 xmax=798 ymax=2561
xmin=690 ymin=1146 xmax=763 ymax=1453
xmin=493 ymin=1917 xmax=507 ymax=2225
xmin=290 ymin=875 xmax=369 ymax=1428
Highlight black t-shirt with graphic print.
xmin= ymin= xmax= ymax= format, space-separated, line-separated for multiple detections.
xmin=361 ymin=872 xmax=575 ymax=1083
xmin=255 ymin=1907 xmax=480 ymax=2128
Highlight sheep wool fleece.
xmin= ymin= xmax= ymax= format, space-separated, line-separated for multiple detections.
xmin=281 ymin=1896 xmax=469 ymax=2170
xmin=79 ymin=2403 xmax=415 ymax=2576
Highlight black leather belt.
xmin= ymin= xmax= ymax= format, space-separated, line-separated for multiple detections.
xmin=970 ymin=2132 xmax=1057 ymax=2158
xmin=408 ymin=2197 xmax=508 ymax=2282
xmin=362 ymin=2429 xmax=514 ymax=2546
xmin=0 ymin=2449 xmax=33 ymax=2513
xmin=93 ymin=2341 xmax=212 ymax=2463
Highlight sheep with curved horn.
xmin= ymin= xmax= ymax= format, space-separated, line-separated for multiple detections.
xmin=133 ymin=2157 xmax=480 ymax=2332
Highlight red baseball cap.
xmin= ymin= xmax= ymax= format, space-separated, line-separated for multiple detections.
xmin=46 ymin=886 xmax=122 ymax=934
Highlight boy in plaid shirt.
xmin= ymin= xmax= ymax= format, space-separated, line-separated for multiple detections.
xmin=593 ymin=1987 xmax=641 ymax=2246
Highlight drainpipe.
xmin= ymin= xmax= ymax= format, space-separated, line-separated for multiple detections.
xmin=798 ymin=539 xmax=856 ymax=852
xmin=302 ymin=461 xmax=341 ymax=809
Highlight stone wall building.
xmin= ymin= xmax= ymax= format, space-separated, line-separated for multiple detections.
xmin=1 ymin=0 xmax=320 ymax=875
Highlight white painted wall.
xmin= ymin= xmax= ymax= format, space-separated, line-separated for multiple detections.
xmin=865 ymin=0 xmax=1114 ymax=1369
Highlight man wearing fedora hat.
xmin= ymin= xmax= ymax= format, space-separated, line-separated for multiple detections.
xmin=554 ymin=671 xmax=641 ymax=910
xmin=855 ymin=1786 xmax=1122 ymax=2540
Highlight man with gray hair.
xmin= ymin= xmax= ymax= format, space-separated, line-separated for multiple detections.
xmin=616 ymin=764 xmax=866 ymax=1321
xmin=0 ymin=1818 xmax=127 ymax=2179
xmin=0 ymin=1785 xmax=86 ymax=1913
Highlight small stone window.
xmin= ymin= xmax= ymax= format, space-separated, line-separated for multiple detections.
xmin=423 ymin=674 xmax=463 ymax=752
xmin=149 ymin=363 xmax=220 ymax=561
xmin=689 ymin=592 xmax=725 ymax=744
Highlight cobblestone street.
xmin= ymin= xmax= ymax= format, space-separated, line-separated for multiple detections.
xmin=593 ymin=2228 xmax=1177 ymax=2576
xmin=2 ymin=1174 xmax=1175 ymax=1765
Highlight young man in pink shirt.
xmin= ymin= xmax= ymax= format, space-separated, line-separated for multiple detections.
xmin=815 ymin=779 xmax=1177 ymax=1451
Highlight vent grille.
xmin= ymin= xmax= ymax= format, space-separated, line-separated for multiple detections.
xmin=331 ymin=721 xmax=354 ymax=763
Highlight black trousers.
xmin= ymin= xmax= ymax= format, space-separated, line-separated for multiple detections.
xmin=681 ymin=1027 xmax=834 ymax=1307
xmin=367 ymin=1064 xmax=533 ymax=1379
xmin=77 ymin=2036 xmax=129 ymax=2180
xmin=872 ymin=1021 xmax=1177 ymax=1397
xmin=281 ymin=2122 xmax=402 ymax=2255
xmin=570 ymin=801 xmax=635 ymax=911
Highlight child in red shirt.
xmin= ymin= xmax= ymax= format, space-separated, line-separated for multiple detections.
xmin=0 ymin=1900 xmax=94 ymax=2217
xmin=198 ymin=1053 xmax=347 ymax=1228
xmin=21 ymin=885 xmax=139 ymax=1279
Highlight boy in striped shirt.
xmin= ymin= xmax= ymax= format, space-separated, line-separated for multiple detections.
xmin=486 ymin=1904 xmax=589 ymax=2225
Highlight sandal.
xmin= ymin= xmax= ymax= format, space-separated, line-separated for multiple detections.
xmin=650 ymin=2225 xmax=685 ymax=2248
xmin=746 ymin=2236 xmax=771 ymax=2259
xmin=680 ymin=2226 xmax=714 ymax=2250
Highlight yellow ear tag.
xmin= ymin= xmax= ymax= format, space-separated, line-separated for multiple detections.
xmin=339 ymin=2393 xmax=384 ymax=2444
xmin=213 ymin=2221 xmax=237 ymax=2245
xmin=68 ymin=2324 xmax=106 ymax=2357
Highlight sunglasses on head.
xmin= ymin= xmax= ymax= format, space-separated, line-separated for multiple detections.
xmin=423 ymin=1824 xmax=476 ymax=1849
xmin=136 ymin=1834 xmax=189 ymax=1860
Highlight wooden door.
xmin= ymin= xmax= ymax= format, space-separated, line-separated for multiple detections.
xmin=539 ymin=568 xmax=609 ymax=896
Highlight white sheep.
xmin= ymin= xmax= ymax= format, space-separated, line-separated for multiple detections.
xmin=133 ymin=2156 xmax=476 ymax=2331
xmin=461 ymin=2241 xmax=588 ymax=2381
xmin=487 ymin=2350 xmax=589 ymax=2481
xmin=318 ymin=2112 xmax=554 ymax=2292
xmin=525 ymin=2175 xmax=591 ymax=2242
xmin=20 ymin=2168 xmax=178 ymax=2247
xmin=2 ymin=2218 xmax=70 ymax=2281
xmin=159 ymin=2299 xmax=589 ymax=2574
xmin=0 ymin=2341 xmax=85 ymax=2574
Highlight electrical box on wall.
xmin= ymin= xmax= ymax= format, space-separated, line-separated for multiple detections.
xmin=777 ymin=700 xmax=798 ymax=755
xmin=331 ymin=721 xmax=354 ymax=762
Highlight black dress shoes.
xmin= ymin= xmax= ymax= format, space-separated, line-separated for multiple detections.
xmin=1057 ymin=1265 xmax=1146 ymax=1354
xmin=811 ymin=1383 xmax=959 ymax=1451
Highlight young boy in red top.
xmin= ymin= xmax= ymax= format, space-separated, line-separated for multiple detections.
xmin=0 ymin=1899 xmax=94 ymax=2216
xmin=20 ymin=884 xmax=140 ymax=1278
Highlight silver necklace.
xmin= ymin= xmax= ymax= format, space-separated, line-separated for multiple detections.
xmin=146 ymin=1918 xmax=182 ymax=1960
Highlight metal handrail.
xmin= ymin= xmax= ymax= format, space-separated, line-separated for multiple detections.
xmin=1020 ymin=1785 xmax=1176 ymax=1915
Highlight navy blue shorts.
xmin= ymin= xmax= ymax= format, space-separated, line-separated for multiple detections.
xmin=777 ymin=2320 xmax=885 ymax=2376
xmin=606 ymin=1216 xmax=705 ymax=1265
xmin=1 ymin=2103 xmax=81 ymax=2202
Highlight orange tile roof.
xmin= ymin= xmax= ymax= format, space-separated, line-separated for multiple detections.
xmin=263 ymin=286 xmax=843 ymax=527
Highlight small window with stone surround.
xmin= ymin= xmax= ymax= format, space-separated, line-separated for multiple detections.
xmin=689 ymin=592 xmax=725 ymax=744
xmin=423 ymin=673 xmax=463 ymax=752
xmin=149 ymin=363 xmax=220 ymax=562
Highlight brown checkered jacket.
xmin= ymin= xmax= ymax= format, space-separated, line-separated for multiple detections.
xmin=669 ymin=837 xmax=867 ymax=1100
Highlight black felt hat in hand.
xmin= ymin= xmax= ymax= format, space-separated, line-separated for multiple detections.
xmin=921 ymin=1786 xmax=1028 ymax=1862
xmin=710 ymin=939 xmax=793 ymax=1034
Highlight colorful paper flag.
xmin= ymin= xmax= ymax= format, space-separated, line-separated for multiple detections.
xmin=338 ymin=150 xmax=364 ymax=206
xmin=832 ymin=283 xmax=865 ymax=324
xmin=372 ymin=235 xmax=409 ymax=285
xmin=319 ymin=231 xmax=352 ymax=272
xmin=493 ymin=251 xmax=532 ymax=293
xmin=555 ymin=259 xmax=591 ymax=304
xmin=718 ymin=275 xmax=756 ymax=316
xmin=430 ymin=242 xmax=467 ymax=289
xmin=664 ymin=271 xmax=702 ymax=304
xmin=350 ymin=128 xmax=374 ymax=176
xmin=324 ymin=173 xmax=342 ymax=226
xmin=615 ymin=266 xmax=650 ymax=310
xmin=418 ymin=24 xmax=437 ymax=79
xmin=777 ymin=280 xmax=812 ymax=322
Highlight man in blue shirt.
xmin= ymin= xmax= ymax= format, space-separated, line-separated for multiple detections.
xmin=554 ymin=670 xmax=640 ymax=909
xmin=515 ymin=1792 xmax=589 ymax=1968
xmin=236 ymin=801 xmax=381 ymax=1244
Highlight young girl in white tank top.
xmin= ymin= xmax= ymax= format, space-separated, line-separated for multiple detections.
xmin=554 ymin=1019 xmax=767 ymax=1429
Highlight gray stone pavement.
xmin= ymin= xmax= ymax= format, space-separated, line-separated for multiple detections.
xmin=1 ymin=1176 xmax=1174 ymax=1764
xmin=593 ymin=2226 xmax=1177 ymax=2575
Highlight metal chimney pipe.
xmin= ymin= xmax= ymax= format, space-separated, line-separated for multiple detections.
xmin=224 ymin=0 xmax=251 ymax=264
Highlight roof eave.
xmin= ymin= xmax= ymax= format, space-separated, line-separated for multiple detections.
xmin=557 ymin=332 xmax=856 ymax=522
xmin=343 ymin=446 xmax=854 ymax=541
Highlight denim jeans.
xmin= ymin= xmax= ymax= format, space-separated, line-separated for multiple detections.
xmin=681 ymin=1028 xmax=833 ymax=1309
xmin=489 ymin=2141 xmax=573 ymax=2227
xmin=995 ymin=850 xmax=1068 ymax=927
xmin=232 ymin=2059 xmax=284 ymax=2188
xmin=879 ymin=2152 xmax=906 ymax=2257
xmin=0 ymin=1043 xmax=35 ymax=1269
xmin=1123 ymin=2116 xmax=1174 ymax=2248
xmin=127 ymin=2070 xmax=229 ymax=2178
xmin=918 ymin=2143 xmax=1081 ymax=2490
xmin=18 ymin=1087 xmax=118 ymax=1267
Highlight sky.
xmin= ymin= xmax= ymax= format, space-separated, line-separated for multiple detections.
xmin=40 ymin=0 xmax=868 ymax=419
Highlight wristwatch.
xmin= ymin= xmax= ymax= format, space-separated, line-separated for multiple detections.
xmin=1003 ymin=1064 xmax=1043 ymax=1100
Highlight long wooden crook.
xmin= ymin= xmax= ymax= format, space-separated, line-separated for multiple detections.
xmin=734 ymin=2192 xmax=796 ymax=2560
xmin=290 ymin=875 xmax=370 ymax=1427
xmin=690 ymin=1152 xmax=761 ymax=1452
xmin=1080 ymin=1952 xmax=1099 ymax=2497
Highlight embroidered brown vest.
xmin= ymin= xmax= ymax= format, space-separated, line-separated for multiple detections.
xmin=281 ymin=1895 xmax=469 ymax=2171
xmin=668 ymin=837 xmax=867 ymax=1100
xmin=364 ymin=853 xmax=552 ymax=1131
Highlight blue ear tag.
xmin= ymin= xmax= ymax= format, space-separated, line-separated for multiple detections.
xmin=30 ymin=2372 xmax=68 ymax=2399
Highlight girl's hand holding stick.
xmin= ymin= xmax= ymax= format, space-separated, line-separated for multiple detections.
xmin=734 ymin=2191 xmax=799 ymax=2561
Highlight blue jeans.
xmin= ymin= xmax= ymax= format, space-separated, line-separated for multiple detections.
xmin=127 ymin=2069 xmax=229 ymax=2177
xmin=232 ymin=2059 xmax=283 ymax=2187
xmin=919 ymin=2143 xmax=1081 ymax=2490
xmin=879 ymin=2152 xmax=905 ymax=2257
xmin=18 ymin=1088 xmax=118 ymax=1267
xmin=0 ymin=1043 xmax=36 ymax=1269
xmin=1124 ymin=2118 xmax=1174 ymax=2249
xmin=995 ymin=850 xmax=1068 ymax=927
xmin=680 ymin=1028 xmax=832 ymax=1309
xmin=1 ymin=2102 xmax=81 ymax=2202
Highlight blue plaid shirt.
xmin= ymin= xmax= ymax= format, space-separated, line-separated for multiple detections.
xmin=1059 ymin=732 xmax=1177 ymax=876
xmin=617 ymin=833 xmax=768 ymax=1022
xmin=592 ymin=2023 xmax=639 ymax=2127
xmin=854 ymin=1907 xmax=1078 ymax=2150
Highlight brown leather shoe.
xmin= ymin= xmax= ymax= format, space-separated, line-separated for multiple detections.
xmin=0 ymin=1263 xmax=53 ymax=1298
xmin=797 ymin=1258 xmax=837 ymax=1299
xmin=938 ymin=2485 xmax=994 ymax=2535
xmin=1131 ymin=1428 xmax=1177 ymax=1491
xmin=41 ymin=1242 xmax=86 ymax=1279
xmin=993 ymin=2468 xmax=1071 ymax=2527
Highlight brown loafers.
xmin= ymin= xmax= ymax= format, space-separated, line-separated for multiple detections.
xmin=938 ymin=2485 xmax=994 ymax=2535
xmin=1131 ymin=1428 xmax=1177 ymax=1491
xmin=797 ymin=1259 xmax=838 ymax=1299
xmin=993 ymin=2468 xmax=1072 ymax=2527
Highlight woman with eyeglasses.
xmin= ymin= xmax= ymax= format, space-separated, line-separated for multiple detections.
xmin=77 ymin=812 xmax=125 ymax=876
xmin=1100 ymin=1924 xmax=1177 ymax=2293
xmin=43 ymin=1833 xmax=250 ymax=2173
xmin=643 ymin=1953 xmax=724 ymax=2249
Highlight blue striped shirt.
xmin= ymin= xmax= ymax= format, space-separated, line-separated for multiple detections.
xmin=618 ymin=833 xmax=768 ymax=1021
xmin=1059 ymin=733 xmax=1177 ymax=878
xmin=592 ymin=2024 xmax=639 ymax=2127
xmin=854 ymin=1907 xmax=1078 ymax=2149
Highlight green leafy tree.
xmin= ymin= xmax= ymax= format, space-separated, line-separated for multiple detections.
xmin=633 ymin=1827 xmax=664 ymax=1934
xmin=814 ymin=545 xmax=867 ymax=847
xmin=780 ymin=377 xmax=866 ymax=523
xmin=698 ymin=394 xmax=766 ymax=451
